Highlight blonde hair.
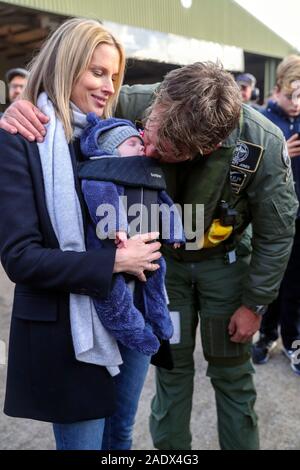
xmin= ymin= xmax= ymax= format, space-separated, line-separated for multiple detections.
xmin=146 ymin=62 xmax=241 ymax=159
xmin=23 ymin=18 xmax=125 ymax=141
xmin=276 ymin=55 xmax=300 ymax=92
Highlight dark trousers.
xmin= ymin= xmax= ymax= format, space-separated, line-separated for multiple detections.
xmin=260 ymin=220 xmax=300 ymax=350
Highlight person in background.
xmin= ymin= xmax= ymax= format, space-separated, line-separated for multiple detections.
xmin=5 ymin=68 xmax=29 ymax=103
xmin=252 ymin=55 xmax=300 ymax=375
xmin=236 ymin=72 xmax=261 ymax=110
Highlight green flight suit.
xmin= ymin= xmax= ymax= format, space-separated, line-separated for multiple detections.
xmin=116 ymin=85 xmax=298 ymax=450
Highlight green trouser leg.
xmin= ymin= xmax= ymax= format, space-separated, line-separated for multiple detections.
xmin=150 ymin=253 xmax=260 ymax=450
xmin=207 ymin=362 xmax=259 ymax=450
xmin=150 ymin=262 xmax=198 ymax=450
xmin=197 ymin=253 xmax=259 ymax=450
xmin=150 ymin=343 xmax=195 ymax=450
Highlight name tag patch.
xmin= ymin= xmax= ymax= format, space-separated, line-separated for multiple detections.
xmin=230 ymin=170 xmax=247 ymax=194
xmin=281 ymin=141 xmax=293 ymax=182
xmin=231 ymin=140 xmax=264 ymax=173
xmin=282 ymin=141 xmax=290 ymax=168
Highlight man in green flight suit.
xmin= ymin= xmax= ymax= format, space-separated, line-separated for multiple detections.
xmin=116 ymin=62 xmax=298 ymax=450
xmin=0 ymin=62 xmax=297 ymax=450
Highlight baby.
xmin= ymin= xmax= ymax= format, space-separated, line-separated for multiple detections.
xmin=78 ymin=114 xmax=185 ymax=355
xmin=97 ymin=121 xmax=180 ymax=250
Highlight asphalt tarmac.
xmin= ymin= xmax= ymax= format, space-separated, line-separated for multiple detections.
xmin=0 ymin=266 xmax=299 ymax=450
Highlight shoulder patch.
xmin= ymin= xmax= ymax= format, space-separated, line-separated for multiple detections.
xmin=231 ymin=140 xmax=264 ymax=173
xmin=282 ymin=141 xmax=293 ymax=182
xmin=282 ymin=141 xmax=291 ymax=168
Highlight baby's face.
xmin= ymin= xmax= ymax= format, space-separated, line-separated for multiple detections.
xmin=117 ymin=136 xmax=145 ymax=157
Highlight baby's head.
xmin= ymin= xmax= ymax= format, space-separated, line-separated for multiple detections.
xmin=98 ymin=123 xmax=145 ymax=157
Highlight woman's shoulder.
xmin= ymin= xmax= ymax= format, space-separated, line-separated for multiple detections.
xmin=0 ymin=129 xmax=39 ymax=170
xmin=0 ymin=128 xmax=38 ymax=154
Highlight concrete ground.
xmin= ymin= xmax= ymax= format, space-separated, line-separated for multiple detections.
xmin=0 ymin=265 xmax=299 ymax=450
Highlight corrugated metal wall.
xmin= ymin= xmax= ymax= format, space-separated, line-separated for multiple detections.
xmin=0 ymin=0 xmax=295 ymax=58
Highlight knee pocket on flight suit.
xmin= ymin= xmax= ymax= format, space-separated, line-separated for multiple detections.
xmin=201 ymin=313 xmax=251 ymax=366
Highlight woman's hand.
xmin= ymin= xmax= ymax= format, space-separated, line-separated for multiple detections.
xmin=113 ymin=232 xmax=162 ymax=282
xmin=0 ymin=100 xmax=49 ymax=142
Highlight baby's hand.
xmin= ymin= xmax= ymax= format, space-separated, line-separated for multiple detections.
xmin=115 ymin=231 xmax=128 ymax=248
xmin=173 ymin=242 xmax=181 ymax=249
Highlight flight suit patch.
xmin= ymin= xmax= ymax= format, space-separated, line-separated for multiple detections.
xmin=231 ymin=140 xmax=264 ymax=173
xmin=282 ymin=141 xmax=291 ymax=168
xmin=282 ymin=141 xmax=292 ymax=182
xmin=230 ymin=170 xmax=247 ymax=194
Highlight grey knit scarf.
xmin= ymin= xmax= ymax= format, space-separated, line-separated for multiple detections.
xmin=37 ymin=92 xmax=122 ymax=376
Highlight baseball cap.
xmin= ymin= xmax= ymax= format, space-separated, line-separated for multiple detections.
xmin=236 ymin=73 xmax=256 ymax=88
xmin=5 ymin=68 xmax=29 ymax=83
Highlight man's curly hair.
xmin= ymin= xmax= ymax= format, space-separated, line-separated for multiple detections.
xmin=146 ymin=62 xmax=242 ymax=160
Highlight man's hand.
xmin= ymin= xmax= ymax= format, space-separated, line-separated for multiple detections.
xmin=228 ymin=305 xmax=262 ymax=343
xmin=0 ymin=100 xmax=49 ymax=142
xmin=287 ymin=134 xmax=300 ymax=158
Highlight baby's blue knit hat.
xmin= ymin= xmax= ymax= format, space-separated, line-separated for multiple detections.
xmin=98 ymin=123 xmax=142 ymax=156
xmin=81 ymin=114 xmax=143 ymax=158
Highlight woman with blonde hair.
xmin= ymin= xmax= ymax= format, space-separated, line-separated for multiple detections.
xmin=0 ymin=18 xmax=161 ymax=450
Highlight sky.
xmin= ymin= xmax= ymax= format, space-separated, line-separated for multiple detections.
xmin=235 ymin=0 xmax=300 ymax=51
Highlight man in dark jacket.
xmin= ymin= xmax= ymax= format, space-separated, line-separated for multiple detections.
xmin=5 ymin=68 xmax=29 ymax=103
xmin=252 ymin=55 xmax=300 ymax=375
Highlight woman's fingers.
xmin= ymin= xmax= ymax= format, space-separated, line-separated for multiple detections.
xmin=135 ymin=262 xmax=160 ymax=282
xmin=136 ymin=271 xmax=147 ymax=282
xmin=147 ymin=250 xmax=162 ymax=263
xmin=146 ymin=241 xmax=161 ymax=253
xmin=113 ymin=232 xmax=162 ymax=277
xmin=131 ymin=231 xmax=159 ymax=242
xmin=146 ymin=262 xmax=160 ymax=271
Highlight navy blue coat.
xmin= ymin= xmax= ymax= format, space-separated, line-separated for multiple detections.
xmin=261 ymin=100 xmax=300 ymax=215
xmin=0 ymin=130 xmax=117 ymax=423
